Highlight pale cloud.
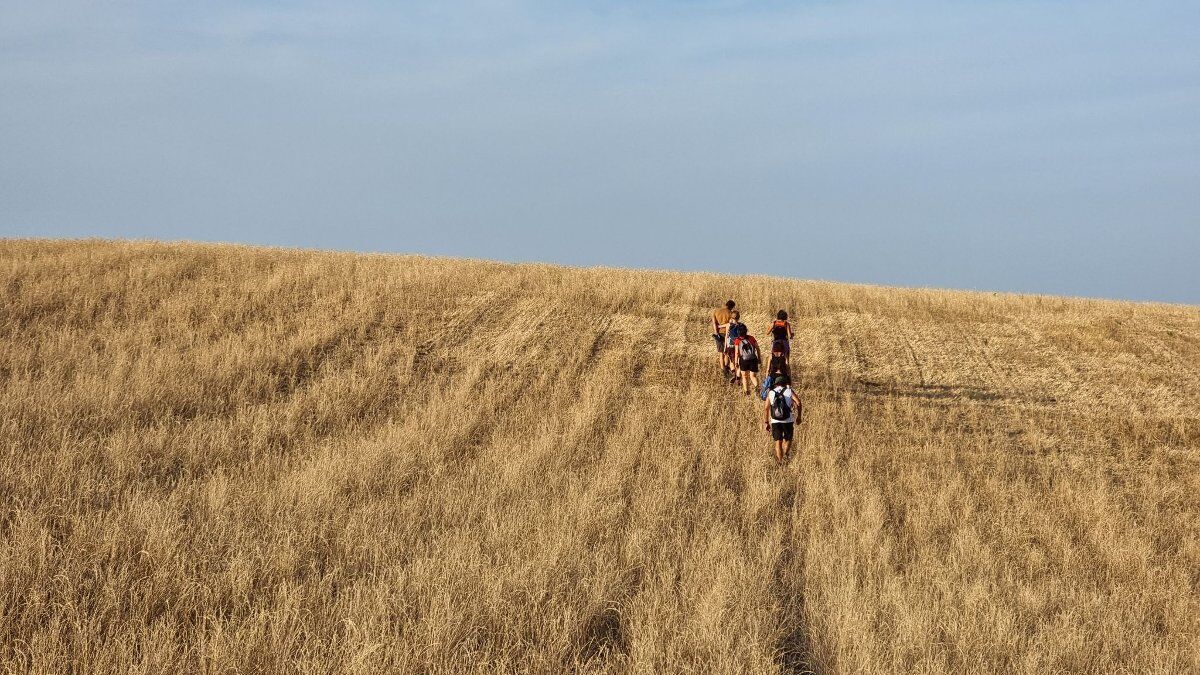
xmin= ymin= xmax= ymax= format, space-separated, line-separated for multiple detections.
xmin=2 ymin=1 xmax=1198 ymax=302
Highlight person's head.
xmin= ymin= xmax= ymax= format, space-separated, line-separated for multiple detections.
xmin=731 ymin=310 xmax=740 ymax=320
xmin=725 ymin=300 xmax=736 ymax=310
xmin=774 ymin=373 xmax=791 ymax=387
xmin=776 ymin=309 xmax=788 ymax=321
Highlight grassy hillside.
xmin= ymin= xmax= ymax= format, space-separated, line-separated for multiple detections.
xmin=2 ymin=239 xmax=1198 ymax=674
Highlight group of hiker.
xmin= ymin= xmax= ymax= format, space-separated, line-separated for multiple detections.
xmin=710 ymin=299 xmax=802 ymax=465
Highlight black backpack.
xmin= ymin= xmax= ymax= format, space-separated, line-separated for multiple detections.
xmin=770 ymin=387 xmax=791 ymax=421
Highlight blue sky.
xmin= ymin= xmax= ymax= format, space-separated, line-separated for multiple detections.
xmin=2 ymin=1 xmax=1198 ymax=303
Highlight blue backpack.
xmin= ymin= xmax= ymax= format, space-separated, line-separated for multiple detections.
xmin=726 ymin=322 xmax=746 ymax=347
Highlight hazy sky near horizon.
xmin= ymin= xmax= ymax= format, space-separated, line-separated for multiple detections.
xmin=2 ymin=2 xmax=1198 ymax=303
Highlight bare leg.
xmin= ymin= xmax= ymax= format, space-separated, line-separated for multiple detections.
xmin=782 ymin=438 xmax=792 ymax=463
xmin=774 ymin=439 xmax=785 ymax=465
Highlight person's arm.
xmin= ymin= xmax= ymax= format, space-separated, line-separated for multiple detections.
xmin=788 ymin=322 xmax=794 ymax=340
xmin=712 ymin=312 xmax=719 ymax=334
xmin=795 ymin=392 xmax=803 ymax=424
xmin=763 ymin=396 xmax=772 ymax=430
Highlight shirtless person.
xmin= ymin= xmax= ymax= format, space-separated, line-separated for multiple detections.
xmin=711 ymin=300 xmax=735 ymax=376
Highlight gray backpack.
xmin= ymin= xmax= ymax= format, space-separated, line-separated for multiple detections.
xmin=738 ymin=339 xmax=757 ymax=362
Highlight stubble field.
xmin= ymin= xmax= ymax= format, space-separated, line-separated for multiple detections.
xmin=2 ymin=239 xmax=1198 ymax=673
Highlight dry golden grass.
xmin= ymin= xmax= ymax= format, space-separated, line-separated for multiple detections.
xmin=2 ymin=239 xmax=1198 ymax=674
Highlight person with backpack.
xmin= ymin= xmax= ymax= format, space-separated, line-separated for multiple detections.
xmin=764 ymin=373 xmax=801 ymax=466
xmin=732 ymin=329 xmax=760 ymax=395
xmin=711 ymin=300 xmax=736 ymax=376
xmin=767 ymin=338 xmax=789 ymax=375
xmin=760 ymin=355 xmax=790 ymax=400
xmin=724 ymin=310 xmax=747 ymax=384
xmin=767 ymin=310 xmax=794 ymax=356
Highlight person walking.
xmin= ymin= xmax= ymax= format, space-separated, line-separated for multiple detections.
xmin=711 ymin=300 xmax=736 ymax=376
xmin=760 ymin=353 xmax=790 ymax=400
xmin=732 ymin=329 xmax=760 ymax=395
xmin=768 ymin=310 xmax=794 ymax=357
xmin=764 ymin=373 xmax=801 ymax=466
xmin=768 ymin=337 xmax=789 ymax=372
xmin=725 ymin=310 xmax=747 ymax=384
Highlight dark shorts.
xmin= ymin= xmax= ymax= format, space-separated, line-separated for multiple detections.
xmin=739 ymin=358 xmax=760 ymax=373
xmin=713 ymin=333 xmax=726 ymax=352
xmin=771 ymin=422 xmax=794 ymax=441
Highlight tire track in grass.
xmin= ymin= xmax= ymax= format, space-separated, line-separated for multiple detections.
xmin=1010 ymin=314 xmax=1084 ymax=410
xmin=950 ymin=320 xmax=1010 ymax=395
xmin=404 ymin=285 xmax=716 ymax=670
xmin=6 ymin=263 xmax=535 ymax=674
xmin=772 ymin=475 xmax=819 ymax=675
xmin=252 ymin=292 xmax=641 ymax=670
xmin=895 ymin=323 xmax=927 ymax=388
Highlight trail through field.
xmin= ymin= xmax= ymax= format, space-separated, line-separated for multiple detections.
xmin=703 ymin=320 xmax=819 ymax=673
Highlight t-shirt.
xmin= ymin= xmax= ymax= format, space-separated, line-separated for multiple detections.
xmin=767 ymin=387 xmax=797 ymax=424
xmin=712 ymin=308 xmax=733 ymax=333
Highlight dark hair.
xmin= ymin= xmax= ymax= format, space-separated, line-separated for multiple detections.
xmin=725 ymin=300 xmax=736 ymax=310
xmin=774 ymin=373 xmax=791 ymax=386
xmin=776 ymin=310 xmax=788 ymax=321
